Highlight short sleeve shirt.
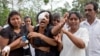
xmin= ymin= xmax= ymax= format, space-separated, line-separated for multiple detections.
xmin=32 ymin=25 xmax=59 ymax=56
xmin=0 ymin=26 xmax=26 ymax=56
xmin=60 ymin=27 xmax=89 ymax=56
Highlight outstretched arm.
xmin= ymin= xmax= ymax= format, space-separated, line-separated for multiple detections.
xmin=51 ymin=13 xmax=68 ymax=35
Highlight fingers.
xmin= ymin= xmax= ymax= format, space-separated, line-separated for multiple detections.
xmin=64 ymin=12 xmax=69 ymax=18
xmin=2 ymin=50 xmax=10 ymax=56
xmin=27 ymin=32 xmax=36 ymax=39
xmin=27 ymin=34 xmax=30 ymax=38
xmin=2 ymin=51 xmax=6 ymax=56
xmin=27 ymin=32 xmax=33 ymax=38
xmin=63 ymin=12 xmax=69 ymax=22
xmin=2 ymin=46 xmax=10 ymax=56
xmin=6 ymin=51 xmax=10 ymax=56
xmin=28 ymin=32 xmax=39 ymax=38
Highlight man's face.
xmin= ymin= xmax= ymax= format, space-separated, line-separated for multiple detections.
xmin=85 ymin=4 xmax=96 ymax=19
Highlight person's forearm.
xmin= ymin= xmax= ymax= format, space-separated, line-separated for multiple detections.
xmin=52 ymin=12 xmax=68 ymax=36
xmin=8 ymin=38 xmax=21 ymax=50
xmin=58 ymin=42 xmax=63 ymax=51
xmin=0 ymin=37 xmax=9 ymax=49
xmin=64 ymin=31 xmax=85 ymax=49
xmin=8 ymin=37 xmax=22 ymax=50
xmin=52 ymin=19 xmax=65 ymax=36
xmin=39 ymin=33 xmax=57 ymax=46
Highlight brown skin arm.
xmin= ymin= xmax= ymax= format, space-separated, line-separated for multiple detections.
xmin=8 ymin=37 xmax=27 ymax=51
xmin=0 ymin=36 xmax=9 ymax=49
xmin=62 ymin=29 xmax=85 ymax=49
xmin=54 ymin=32 xmax=63 ymax=51
xmin=29 ymin=38 xmax=50 ymax=52
xmin=39 ymin=33 xmax=57 ymax=46
xmin=28 ymin=32 xmax=57 ymax=46
xmin=51 ymin=13 xmax=68 ymax=36
xmin=0 ymin=36 xmax=26 ymax=50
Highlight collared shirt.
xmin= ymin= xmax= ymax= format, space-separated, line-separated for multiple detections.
xmin=80 ymin=18 xmax=100 ymax=56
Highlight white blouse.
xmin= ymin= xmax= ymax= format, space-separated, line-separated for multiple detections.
xmin=60 ymin=28 xmax=89 ymax=56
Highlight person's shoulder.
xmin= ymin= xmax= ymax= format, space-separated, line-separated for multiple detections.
xmin=96 ymin=18 xmax=100 ymax=23
xmin=3 ymin=24 xmax=9 ymax=28
xmin=2 ymin=26 xmax=10 ymax=30
xmin=79 ymin=27 xmax=88 ymax=32
xmin=0 ymin=26 xmax=11 ymax=36
xmin=80 ymin=20 xmax=87 ymax=28
xmin=80 ymin=20 xmax=87 ymax=25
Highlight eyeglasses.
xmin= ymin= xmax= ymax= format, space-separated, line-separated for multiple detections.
xmin=85 ymin=9 xmax=93 ymax=12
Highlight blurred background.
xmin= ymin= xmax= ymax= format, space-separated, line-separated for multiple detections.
xmin=0 ymin=0 xmax=100 ymax=26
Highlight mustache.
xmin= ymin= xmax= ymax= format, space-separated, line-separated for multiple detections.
xmin=85 ymin=14 xmax=90 ymax=17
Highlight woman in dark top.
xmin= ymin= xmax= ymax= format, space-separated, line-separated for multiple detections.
xmin=24 ymin=16 xmax=34 ymax=33
xmin=0 ymin=10 xmax=30 ymax=56
xmin=23 ymin=16 xmax=34 ymax=56
xmin=52 ymin=13 xmax=63 ymax=52
xmin=28 ymin=10 xmax=67 ymax=56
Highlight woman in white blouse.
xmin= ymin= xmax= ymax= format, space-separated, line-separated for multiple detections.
xmin=60 ymin=12 xmax=89 ymax=56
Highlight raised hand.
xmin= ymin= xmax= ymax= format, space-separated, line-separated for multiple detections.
xmin=63 ymin=12 xmax=69 ymax=22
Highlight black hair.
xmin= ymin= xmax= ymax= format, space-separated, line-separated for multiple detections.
xmin=24 ymin=16 xmax=33 ymax=25
xmin=85 ymin=1 xmax=98 ymax=12
xmin=52 ymin=13 xmax=60 ymax=20
xmin=36 ymin=10 xmax=53 ymax=26
xmin=68 ymin=12 xmax=82 ymax=20
xmin=8 ymin=10 xmax=21 ymax=28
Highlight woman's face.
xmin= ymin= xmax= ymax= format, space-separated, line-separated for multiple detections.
xmin=25 ymin=18 xmax=32 ymax=26
xmin=68 ymin=14 xmax=80 ymax=29
xmin=10 ymin=15 xmax=21 ymax=28
xmin=38 ymin=12 xmax=50 ymax=28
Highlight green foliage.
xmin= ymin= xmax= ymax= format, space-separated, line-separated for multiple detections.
xmin=0 ymin=8 xmax=10 ymax=26
xmin=71 ymin=0 xmax=100 ymax=15
xmin=0 ymin=0 xmax=70 ymax=26
xmin=53 ymin=7 xmax=68 ymax=16
xmin=19 ymin=8 xmax=37 ymax=25
xmin=0 ymin=0 xmax=10 ymax=26
xmin=44 ymin=0 xmax=49 ymax=4
xmin=52 ymin=1 xmax=70 ymax=16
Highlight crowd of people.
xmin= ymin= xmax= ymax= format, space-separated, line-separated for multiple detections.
xmin=0 ymin=1 xmax=100 ymax=56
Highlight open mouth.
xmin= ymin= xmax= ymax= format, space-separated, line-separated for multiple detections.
xmin=40 ymin=21 xmax=46 ymax=24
